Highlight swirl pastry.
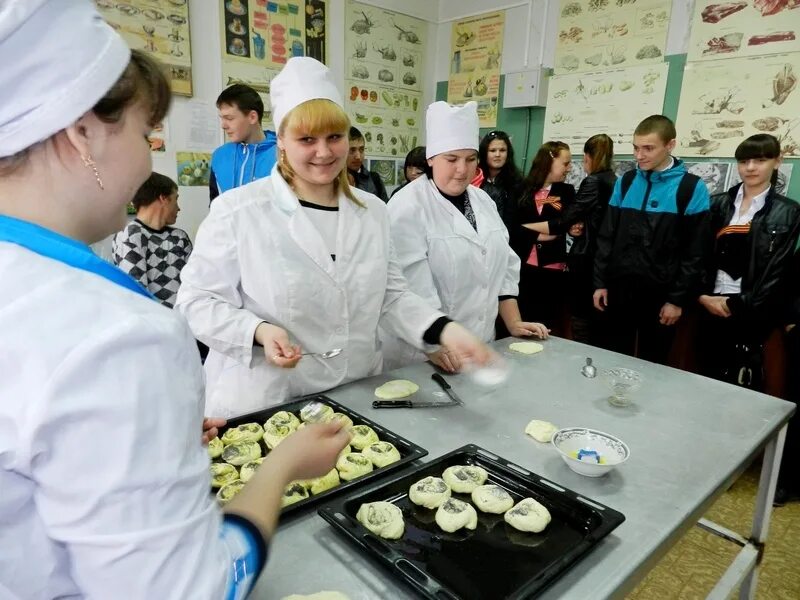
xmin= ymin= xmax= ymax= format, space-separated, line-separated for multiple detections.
xmin=361 ymin=441 xmax=401 ymax=468
xmin=222 ymin=441 xmax=262 ymax=466
xmin=216 ymin=480 xmax=245 ymax=504
xmin=263 ymin=411 xmax=300 ymax=449
xmin=330 ymin=412 xmax=354 ymax=428
xmin=281 ymin=482 xmax=309 ymax=507
xmin=442 ymin=465 xmax=488 ymax=493
xmin=264 ymin=410 xmax=300 ymax=431
xmin=306 ymin=468 xmax=341 ymax=495
xmin=435 ymin=498 xmax=478 ymax=533
xmin=504 ymin=498 xmax=551 ymax=533
xmin=221 ymin=422 xmax=264 ymax=445
xmin=299 ymin=402 xmax=334 ymax=423
xmin=210 ymin=462 xmax=239 ymax=488
xmin=409 ymin=476 xmax=451 ymax=509
xmin=336 ymin=452 xmax=374 ymax=481
xmin=356 ymin=501 xmax=405 ymax=539
xmin=471 ymin=485 xmax=514 ymax=514
xmin=349 ymin=424 xmax=379 ymax=450
xmin=207 ymin=436 xmax=224 ymax=459
xmin=239 ymin=458 xmax=264 ymax=483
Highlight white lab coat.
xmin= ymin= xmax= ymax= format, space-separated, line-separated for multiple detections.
xmin=0 ymin=244 xmax=228 ymax=599
xmin=381 ymin=176 xmax=520 ymax=369
xmin=176 ymin=167 xmax=442 ymax=418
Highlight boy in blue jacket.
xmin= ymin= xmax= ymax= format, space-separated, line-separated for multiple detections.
xmin=209 ymin=84 xmax=277 ymax=202
xmin=593 ymin=115 xmax=711 ymax=364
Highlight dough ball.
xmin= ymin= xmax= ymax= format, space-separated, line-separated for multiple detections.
xmin=222 ymin=441 xmax=262 ymax=466
xmin=374 ymin=379 xmax=419 ymax=400
xmin=281 ymin=482 xmax=310 ymax=507
xmin=216 ymin=480 xmax=245 ymax=505
xmin=435 ymin=498 xmax=478 ymax=533
xmin=207 ymin=436 xmax=224 ymax=459
xmin=442 ymin=465 xmax=488 ymax=493
xmin=307 ymin=468 xmax=341 ymax=495
xmin=471 ymin=485 xmax=515 ymax=514
xmin=408 ymin=476 xmax=451 ymax=509
xmin=356 ymin=501 xmax=405 ymax=539
xmin=300 ymin=402 xmax=334 ymax=423
xmin=361 ymin=441 xmax=401 ymax=468
xmin=336 ymin=452 xmax=374 ymax=481
xmin=504 ymin=498 xmax=551 ymax=533
xmin=239 ymin=458 xmax=264 ymax=483
xmin=525 ymin=420 xmax=558 ymax=443
xmin=263 ymin=412 xmax=300 ymax=449
xmin=509 ymin=341 xmax=544 ymax=355
xmin=349 ymin=425 xmax=379 ymax=450
xmin=221 ymin=422 xmax=264 ymax=445
xmin=210 ymin=462 xmax=239 ymax=488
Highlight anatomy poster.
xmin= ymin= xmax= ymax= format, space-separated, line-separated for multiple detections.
xmin=543 ymin=63 xmax=669 ymax=155
xmin=95 ymin=0 xmax=193 ymax=96
xmin=675 ymin=53 xmax=800 ymax=157
xmin=554 ymin=0 xmax=672 ymax=75
xmin=683 ymin=162 xmax=732 ymax=194
xmin=344 ymin=0 xmax=426 ymax=158
xmin=687 ymin=0 xmax=800 ymax=62
xmin=447 ymin=11 xmax=505 ymax=127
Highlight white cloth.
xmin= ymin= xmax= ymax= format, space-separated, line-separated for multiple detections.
xmin=301 ymin=202 xmax=339 ymax=258
xmin=425 ymin=101 xmax=480 ymax=159
xmin=270 ymin=57 xmax=342 ymax=131
xmin=381 ymin=176 xmax=520 ymax=369
xmin=714 ymin=185 xmax=770 ymax=295
xmin=175 ymin=166 xmax=443 ymax=418
xmin=0 ymin=244 xmax=229 ymax=599
xmin=0 ymin=0 xmax=130 ymax=157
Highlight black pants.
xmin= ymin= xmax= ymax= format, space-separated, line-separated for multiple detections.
xmin=601 ymin=287 xmax=676 ymax=365
xmin=518 ymin=264 xmax=569 ymax=337
xmin=696 ymin=309 xmax=766 ymax=389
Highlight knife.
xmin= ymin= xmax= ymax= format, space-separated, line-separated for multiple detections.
xmin=372 ymin=399 xmax=456 ymax=409
xmin=431 ymin=373 xmax=464 ymax=406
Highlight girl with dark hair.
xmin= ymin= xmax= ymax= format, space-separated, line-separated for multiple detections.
xmin=478 ymin=130 xmax=523 ymax=221
xmin=698 ymin=134 xmax=800 ymax=394
xmin=506 ymin=141 xmax=575 ymax=335
xmin=390 ymin=145 xmax=427 ymax=198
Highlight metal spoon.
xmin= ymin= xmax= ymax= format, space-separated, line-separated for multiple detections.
xmin=581 ymin=357 xmax=597 ymax=378
xmin=301 ymin=348 xmax=342 ymax=359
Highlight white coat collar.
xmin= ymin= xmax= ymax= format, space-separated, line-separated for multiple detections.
xmin=425 ymin=177 xmax=483 ymax=245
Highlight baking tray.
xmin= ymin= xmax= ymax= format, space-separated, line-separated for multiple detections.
xmin=318 ymin=444 xmax=625 ymax=599
xmin=212 ymin=394 xmax=428 ymax=517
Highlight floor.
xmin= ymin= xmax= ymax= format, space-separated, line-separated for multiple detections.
xmin=627 ymin=464 xmax=800 ymax=600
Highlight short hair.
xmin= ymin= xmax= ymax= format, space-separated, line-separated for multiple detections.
xmin=583 ymin=134 xmax=614 ymax=173
xmin=216 ymin=84 xmax=264 ymax=121
xmin=404 ymin=146 xmax=427 ymax=172
xmin=349 ymin=126 xmax=364 ymax=141
xmin=634 ymin=115 xmax=676 ymax=144
xmin=132 ymin=172 xmax=177 ymax=211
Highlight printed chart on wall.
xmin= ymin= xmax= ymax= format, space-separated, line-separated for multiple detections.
xmin=554 ymin=0 xmax=672 ymax=75
xmin=220 ymin=0 xmax=328 ymax=128
xmin=675 ymin=53 xmax=800 ymax=157
xmin=344 ymin=0 xmax=426 ymax=158
xmin=447 ymin=11 xmax=504 ymax=127
xmin=687 ymin=0 xmax=800 ymax=62
xmin=95 ymin=0 xmax=192 ymax=96
xmin=543 ymin=63 xmax=669 ymax=155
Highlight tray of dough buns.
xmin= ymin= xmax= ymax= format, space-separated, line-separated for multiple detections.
xmin=208 ymin=394 xmax=428 ymax=516
xmin=317 ymin=444 xmax=625 ymax=599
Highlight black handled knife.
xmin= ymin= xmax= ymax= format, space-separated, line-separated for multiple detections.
xmin=431 ymin=373 xmax=464 ymax=405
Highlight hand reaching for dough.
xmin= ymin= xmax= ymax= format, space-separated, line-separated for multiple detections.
xmin=255 ymin=322 xmax=302 ymax=368
xmin=507 ymin=321 xmax=550 ymax=339
xmin=268 ymin=421 xmax=352 ymax=482
xmin=426 ymin=348 xmax=461 ymax=373
xmin=439 ymin=322 xmax=491 ymax=368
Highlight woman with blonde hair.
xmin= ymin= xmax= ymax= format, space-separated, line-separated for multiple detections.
xmin=177 ymin=58 xmax=490 ymax=418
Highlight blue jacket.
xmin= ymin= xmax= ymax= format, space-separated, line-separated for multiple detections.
xmin=594 ymin=158 xmax=711 ymax=306
xmin=209 ymin=130 xmax=277 ymax=202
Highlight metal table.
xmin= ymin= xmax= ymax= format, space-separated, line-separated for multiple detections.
xmin=252 ymin=337 xmax=794 ymax=599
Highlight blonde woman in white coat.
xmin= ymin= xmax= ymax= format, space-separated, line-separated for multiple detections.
xmin=177 ymin=59 xmax=489 ymax=418
xmin=383 ymin=102 xmax=548 ymax=373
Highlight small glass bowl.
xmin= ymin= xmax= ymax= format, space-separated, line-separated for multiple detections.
xmin=603 ymin=368 xmax=643 ymax=407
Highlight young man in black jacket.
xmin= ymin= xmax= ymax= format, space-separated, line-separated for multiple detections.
xmin=346 ymin=127 xmax=389 ymax=202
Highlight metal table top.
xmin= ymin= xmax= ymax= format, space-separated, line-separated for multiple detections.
xmin=252 ymin=337 xmax=794 ymax=599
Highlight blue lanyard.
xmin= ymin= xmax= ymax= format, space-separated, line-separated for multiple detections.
xmin=0 ymin=215 xmax=154 ymax=300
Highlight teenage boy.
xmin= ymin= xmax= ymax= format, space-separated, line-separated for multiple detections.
xmin=593 ymin=115 xmax=711 ymax=364
xmin=346 ymin=126 xmax=388 ymax=202
xmin=209 ymin=84 xmax=277 ymax=202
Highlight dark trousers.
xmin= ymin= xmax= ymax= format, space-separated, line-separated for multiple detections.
xmin=518 ymin=264 xmax=570 ymax=338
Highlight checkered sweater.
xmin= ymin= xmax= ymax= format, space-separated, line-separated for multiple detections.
xmin=112 ymin=219 xmax=193 ymax=308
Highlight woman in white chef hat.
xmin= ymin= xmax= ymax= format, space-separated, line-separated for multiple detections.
xmin=177 ymin=58 xmax=490 ymax=418
xmin=383 ymin=101 xmax=549 ymax=372
xmin=0 ymin=2 xmax=350 ymax=597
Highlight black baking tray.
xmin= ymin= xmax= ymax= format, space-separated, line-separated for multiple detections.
xmin=317 ymin=444 xmax=625 ymax=599
xmin=213 ymin=394 xmax=428 ymax=517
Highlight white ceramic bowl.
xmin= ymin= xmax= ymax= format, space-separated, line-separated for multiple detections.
xmin=552 ymin=427 xmax=630 ymax=477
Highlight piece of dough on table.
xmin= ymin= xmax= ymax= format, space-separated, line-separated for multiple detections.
xmin=374 ymin=379 xmax=419 ymax=399
xmin=435 ymin=498 xmax=478 ymax=532
xmin=409 ymin=475 xmax=451 ymax=509
xmin=525 ymin=419 xmax=558 ymax=443
xmin=509 ymin=341 xmax=544 ymax=354
xmin=442 ymin=465 xmax=488 ymax=493
xmin=356 ymin=501 xmax=405 ymax=539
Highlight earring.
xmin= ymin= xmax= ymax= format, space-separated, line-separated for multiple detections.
xmin=81 ymin=154 xmax=104 ymax=190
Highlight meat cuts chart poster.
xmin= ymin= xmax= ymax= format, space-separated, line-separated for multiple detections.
xmin=687 ymin=0 xmax=800 ymax=62
xmin=675 ymin=53 xmax=800 ymax=157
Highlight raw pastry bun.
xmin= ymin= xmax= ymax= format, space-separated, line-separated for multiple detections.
xmin=525 ymin=419 xmax=558 ymax=443
xmin=356 ymin=501 xmax=405 ymax=539
xmin=210 ymin=462 xmax=239 ymax=488
xmin=349 ymin=424 xmax=379 ymax=450
xmin=217 ymin=480 xmax=245 ymax=504
xmin=336 ymin=452 xmax=374 ymax=481
xmin=504 ymin=497 xmax=551 ymax=533
xmin=442 ymin=465 xmax=489 ymax=493
xmin=263 ymin=411 xmax=301 ymax=449
xmin=361 ymin=441 xmax=401 ymax=467
xmin=282 ymin=482 xmax=310 ymax=507
xmin=435 ymin=498 xmax=478 ymax=533
xmin=221 ymin=422 xmax=264 ymax=445
xmin=305 ymin=468 xmax=341 ymax=495
xmin=509 ymin=341 xmax=544 ymax=354
xmin=471 ymin=484 xmax=515 ymax=514
xmin=409 ymin=476 xmax=451 ymax=509
xmin=222 ymin=441 xmax=262 ymax=466
xmin=239 ymin=458 xmax=264 ymax=483
xmin=374 ymin=379 xmax=419 ymax=399
xmin=207 ymin=436 xmax=224 ymax=459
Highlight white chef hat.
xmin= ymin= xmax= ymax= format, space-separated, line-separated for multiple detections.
xmin=0 ymin=0 xmax=130 ymax=158
xmin=270 ymin=57 xmax=343 ymax=131
xmin=425 ymin=101 xmax=480 ymax=159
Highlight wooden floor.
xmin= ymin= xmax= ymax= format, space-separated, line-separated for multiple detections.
xmin=628 ymin=464 xmax=800 ymax=599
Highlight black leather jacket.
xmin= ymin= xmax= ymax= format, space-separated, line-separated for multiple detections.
xmin=704 ymin=184 xmax=800 ymax=327
xmin=481 ymin=174 xmax=522 ymax=223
